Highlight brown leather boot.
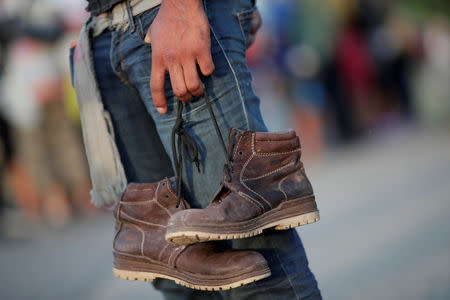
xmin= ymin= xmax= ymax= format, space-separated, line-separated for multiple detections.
xmin=166 ymin=128 xmax=320 ymax=245
xmin=113 ymin=177 xmax=271 ymax=290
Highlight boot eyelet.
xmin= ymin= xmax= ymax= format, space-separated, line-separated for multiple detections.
xmin=238 ymin=151 xmax=243 ymax=155
xmin=165 ymin=194 xmax=169 ymax=198
xmin=162 ymin=182 xmax=166 ymax=187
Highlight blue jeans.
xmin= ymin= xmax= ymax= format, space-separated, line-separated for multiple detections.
xmin=89 ymin=0 xmax=321 ymax=299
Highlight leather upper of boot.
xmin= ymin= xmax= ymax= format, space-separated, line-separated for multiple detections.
xmin=113 ymin=177 xmax=268 ymax=275
xmin=168 ymin=128 xmax=314 ymax=226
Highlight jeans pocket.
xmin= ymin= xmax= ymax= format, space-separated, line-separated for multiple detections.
xmin=236 ymin=5 xmax=256 ymax=48
xmin=134 ymin=6 xmax=161 ymax=43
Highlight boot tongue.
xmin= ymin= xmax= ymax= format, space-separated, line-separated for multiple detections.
xmin=227 ymin=128 xmax=244 ymax=156
xmin=168 ymin=177 xmax=178 ymax=194
xmin=166 ymin=177 xmax=190 ymax=209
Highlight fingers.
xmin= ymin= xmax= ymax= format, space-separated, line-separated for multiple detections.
xmin=150 ymin=58 xmax=168 ymax=114
xmin=168 ymin=63 xmax=192 ymax=102
xmin=250 ymin=9 xmax=262 ymax=35
xmin=248 ymin=9 xmax=262 ymax=48
xmin=183 ymin=59 xmax=204 ymax=97
xmin=196 ymin=49 xmax=215 ymax=77
xmin=169 ymin=58 xmax=206 ymax=101
xmin=144 ymin=30 xmax=151 ymax=43
xmin=152 ymin=54 xmax=211 ymax=112
xmin=149 ymin=31 xmax=214 ymax=112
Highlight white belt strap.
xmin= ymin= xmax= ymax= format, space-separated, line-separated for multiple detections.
xmin=92 ymin=0 xmax=161 ymax=37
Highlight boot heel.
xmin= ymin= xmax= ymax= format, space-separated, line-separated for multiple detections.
xmin=274 ymin=211 xmax=320 ymax=230
xmin=113 ymin=268 xmax=157 ymax=282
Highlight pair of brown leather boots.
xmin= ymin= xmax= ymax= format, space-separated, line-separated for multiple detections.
xmin=112 ymin=128 xmax=320 ymax=291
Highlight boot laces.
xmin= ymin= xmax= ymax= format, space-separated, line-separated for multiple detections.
xmin=171 ymin=90 xmax=233 ymax=207
xmin=171 ymin=100 xmax=200 ymax=208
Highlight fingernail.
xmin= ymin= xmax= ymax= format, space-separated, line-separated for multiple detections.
xmin=156 ymin=107 xmax=166 ymax=114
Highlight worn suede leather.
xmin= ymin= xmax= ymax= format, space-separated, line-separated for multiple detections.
xmin=167 ymin=128 xmax=318 ymax=236
xmin=113 ymin=177 xmax=270 ymax=286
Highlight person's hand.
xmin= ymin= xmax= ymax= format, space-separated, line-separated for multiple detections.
xmin=247 ymin=8 xmax=262 ymax=48
xmin=145 ymin=0 xmax=214 ymax=114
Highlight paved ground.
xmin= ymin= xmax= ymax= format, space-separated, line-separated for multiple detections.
xmin=1 ymin=127 xmax=449 ymax=300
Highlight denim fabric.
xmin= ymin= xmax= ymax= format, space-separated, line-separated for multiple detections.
xmin=91 ymin=30 xmax=173 ymax=184
xmin=91 ymin=0 xmax=321 ymax=299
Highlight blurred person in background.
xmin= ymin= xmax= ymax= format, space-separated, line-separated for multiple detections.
xmin=246 ymin=1 xmax=329 ymax=161
xmin=333 ymin=7 xmax=378 ymax=136
xmin=415 ymin=15 xmax=450 ymax=126
xmin=327 ymin=0 xmax=422 ymax=139
xmin=0 ymin=0 xmax=40 ymax=231
xmin=252 ymin=0 xmax=429 ymax=149
xmin=0 ymin=0 xmax=92 ymax=230
xmin=357 ymin=0 xmax=420 ymax=129
xmin=0 ymin=0 xmax=15 ymax=231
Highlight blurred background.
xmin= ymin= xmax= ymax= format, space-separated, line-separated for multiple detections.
xmin=0 ymin=0 xmax=449 ymax=299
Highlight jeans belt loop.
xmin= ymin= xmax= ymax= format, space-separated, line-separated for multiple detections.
xmin=126 ymin=1 xmax=136 ymax=33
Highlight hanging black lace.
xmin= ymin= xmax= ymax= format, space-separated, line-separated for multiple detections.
xmin=203 ymin=93 xmax=233 ymax=182
xmin=171 ymin=100 xmax=200 ymax=207
xmin=171 ymin=91 xmax=233 ymax=207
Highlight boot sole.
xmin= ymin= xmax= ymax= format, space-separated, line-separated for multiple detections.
xmin=166 ymin=195 xmax=319 ymax=245
xmin=113 ymin=268 xmax=270 ymax=291
xmin=113 ymin=256 xmax=271 ymax=291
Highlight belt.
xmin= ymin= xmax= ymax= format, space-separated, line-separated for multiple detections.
xmin=92 ymin=0 xmax=161 ymax=37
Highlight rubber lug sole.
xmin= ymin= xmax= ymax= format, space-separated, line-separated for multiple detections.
xmin=113 ymin=268 xmax=271 ymax=291
xmin=167 ymin=210 xmax=320 ymax=245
